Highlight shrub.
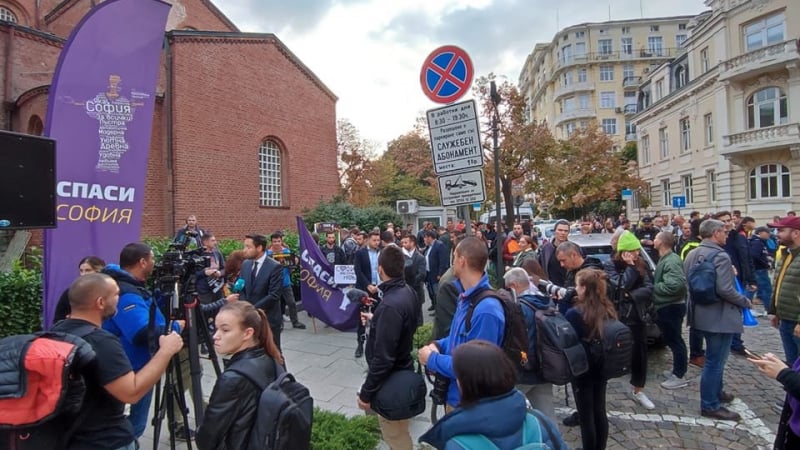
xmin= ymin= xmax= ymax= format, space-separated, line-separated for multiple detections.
xmin=302 ymin=200 xmax=402 ymax=232
xmin=412 ymin=323 xmax=433 ymax=364
xmin=311 ymin=407 xmax=381 ymax=450
xmin=0 ymin=262 xmax=43 ymax=338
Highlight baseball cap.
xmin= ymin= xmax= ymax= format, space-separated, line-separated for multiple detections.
xmin=641 ymin=216 xmax=652 ymax=223
xmin=754 ymin=226 xmax=770 ymax=235
xmin=768 ymin=216 xmax=800 ymax=230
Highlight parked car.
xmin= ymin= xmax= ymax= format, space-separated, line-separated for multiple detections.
xmin=568 ymin=233 xmax=663 ymax=346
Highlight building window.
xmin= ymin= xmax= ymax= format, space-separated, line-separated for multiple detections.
xmin=259 ymin=139 xmax=283 ymax=207
xmin=575 ymin=31 xmax=585 ymax=39
xmin=27 ymin=115 xmax=43 ymax=135
xmin=621 ymin=37 xmax=633 ymax=56
xmin=578 ymin=93 xmax=590 ymax=109
xmin=747 ymin=87 xmax=787 ymax=129
xmin=679 ymin=118 xmax=691 ymax=153
xmin=599 ymin=65 xmax=614 ymax=81
xmin=700 ymin=47 xmax=710 ymax=73
xmin=578 ymin=68 xmax=587 ymax=82
xmin=623 ymin=64 xmax=634 ymax=80
xmin=655 ymin=79 xmax=664 ymax=99
xmin=600 ymin=91 xmax=616 ymax=108
xmin=0 ymin=6 xmax=17 ymax=22
xmin=561 ymin=44 xmax=572 ymax=64
xmin=676 ymin=34 xmax=687 ymax=48
xmin=659 ymin=127 xmax=669 ymax=159
xmin=641 ymin=135 xmax=651 ymax=164
xmin=648 ymin=36 xmax=664 ymax=56
xmin=707 ymin=170 xmax=717 ymax=202
xmin=650 ymin=25 xmax=660 ymax=32
xmin=675 ymin=66 xmax=687 ymax=89
xmin=704 ymin=113 xmax=713 ymax=145
xmin=562 ymin=70 xmax=573 ymax=86
xmin=602 ymin=118 xmax=617 ymax=135
xmin=564 ymin=122 xmax=576 ymax=137
xmin=598 ymin=39 xmax=613 ymax=55
xmin=679 ymin=23 xmax=687 ymax=30
xmin=682 ymin=175 xmax=694 ymax=204
xmin=625 ymin=120 xmax=636 ymax=137
xmin=575 ymin=42 xmax=586 ymax=59
xmin=744 ymin=12 xmax=785 ymax=51
xmin=661 ymin=179 xmax=671 ymax=206
xmin=622 ymin=26 xmax=631 ymax=35
xmin=749 ymin=164 xmax=791 ymax=199
xmin=563 ymin=97 xmax=575 ymax=112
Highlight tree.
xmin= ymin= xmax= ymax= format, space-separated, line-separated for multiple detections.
xmin=474 ymin=75 xmax=559 ymax=224
xmin=379 ymin=124 xmax=439 ymax=205
xmin=337 ymin=119 xmax=377 ymax=206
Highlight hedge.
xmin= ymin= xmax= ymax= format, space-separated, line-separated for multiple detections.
xmin=311 ymin=408 xmax=381 ymax=450
xmin=0 ymin=262 xmax=43 ymax=338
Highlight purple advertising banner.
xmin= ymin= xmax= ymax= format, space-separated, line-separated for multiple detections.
xmin=296 ymin=217 xmax=360 ymax=331
xmin=42 ymin=0 xmax=171 ymax=327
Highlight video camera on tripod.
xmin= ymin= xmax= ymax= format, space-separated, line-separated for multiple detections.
xmin=153 ymin=243 xmax=210 ymax=293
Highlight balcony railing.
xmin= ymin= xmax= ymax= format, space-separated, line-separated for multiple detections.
xmin=623 ymin=76 xmax=643 ymax=88
xmin=720 ymin=39 xmax=800 ymax=81
xmin=554 ymin=81 xmax=595 ymax=99
xmin=721 ymin=123 xmax=800 ymax=157
xmin=556 ymin=108 xmax=596 ymax=125
xmin=625 ymin=133 xmax=637 ymax=142
xmin=623 ymin=104 xmax=638 ymax=115
xmin=554 ymin=48 xmax=681 ymax=71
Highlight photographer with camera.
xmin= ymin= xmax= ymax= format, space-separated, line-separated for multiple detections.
xmin=102 ymin=243 xmax=184 ymax=439
xmin=173 ymin=215 xmax=204 ymax=248
xmin=357 ymin=245 xmax=419 ymax=450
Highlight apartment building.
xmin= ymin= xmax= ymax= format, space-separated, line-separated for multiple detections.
xmin=519 ymin=15 xmax=697 ymax=146
xmin=633 ymin=0 xmax=800 ymax=222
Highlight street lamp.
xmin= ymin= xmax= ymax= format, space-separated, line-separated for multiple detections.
xmin=490 ymin=81 xmax=503 ymax=286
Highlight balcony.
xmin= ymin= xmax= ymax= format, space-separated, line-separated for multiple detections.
xmin=623 ymin=104 xmax=638 ymax=116
xmin=721 ymin=123 xmax=800 ymax=160
xmin=555 ymin=108 xmax=596 ymax=125
xmin=623 ymin=76 xmax=642 ymax=89
xmin=553 ymin=48 xmax=681 ymax=72
xmin=719 ymin=39 xmax=800 ymax=82
xmin=625 ymin=133 xmax=637 ymax=142
xmin=554 ymin=81 xmax=595 ymax=99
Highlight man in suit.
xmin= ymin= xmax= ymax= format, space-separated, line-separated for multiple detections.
xmin=353 ymin=231 xmax=381 ymax=358
xmin=423 ymin=229 xmax=450 ymax=312
xmin=400 ymin=233 xmax=426 ymax=327
xmin=240 ymin=233 xmax=284 ymax=350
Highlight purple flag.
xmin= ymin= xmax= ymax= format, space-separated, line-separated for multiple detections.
xmin=296 ymin=217 xmax=360 ymax=331
xmin=42 ymin=0 xmax=171 ymax=327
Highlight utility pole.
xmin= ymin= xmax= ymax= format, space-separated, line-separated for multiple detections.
xmin=490 ymin=81 xmax=503 ymax=286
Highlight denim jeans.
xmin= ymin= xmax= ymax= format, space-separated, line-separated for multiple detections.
xmin=655 ymin=303 xmax=688 ymax=378
xmin=128 ymin=388 xmax=153 ymax=438
xmin=689 ymin=327 xmax=705 ymax=359
xmin=751 ymin=269 xmax=773 ymax=312
xmin=699 ymin=331 xmax=733 ymax=411
xmin=730 ymin=333 xmax=745 ymax=352
xmin=779 ymin=319 xmax=800 ymax=365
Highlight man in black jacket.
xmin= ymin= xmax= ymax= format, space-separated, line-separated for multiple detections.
xmin=357 ymin=245 xmax=417 ymax=449
xmin=400 ymin=233 xmax=426 ymax=327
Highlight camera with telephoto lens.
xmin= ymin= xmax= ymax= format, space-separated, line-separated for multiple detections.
xmin=153 ymin=243 xmax=210 ymax=288
xmin=537 ymin=279 xmax=574 ymax=299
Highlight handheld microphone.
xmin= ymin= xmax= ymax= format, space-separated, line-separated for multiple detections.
xmin=232 ymin=278 xmax=245 ymax=293
xmin=346 ymin=288 xmax=370 ymax=305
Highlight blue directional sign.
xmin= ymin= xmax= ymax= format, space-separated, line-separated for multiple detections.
xmin=672 ymin=195 xmax=686 ymax=209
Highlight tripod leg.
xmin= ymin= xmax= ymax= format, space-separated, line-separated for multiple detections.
xmin=196 ymin=307 xmax=222 ymax=377
xmin=170 ymin=350 xmax=194 ymax=449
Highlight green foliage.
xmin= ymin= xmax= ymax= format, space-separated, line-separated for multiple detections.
xmin=311 ymin=408 xmax=381 ymax=450
xmin=0 ymin=262 xmax=43 ymax=338
xmin=411 ymin=323 xmax=433 ymax=363
xmin=621 ymin=142 xmax=638 ymax=163
xmin=594 ymin=200 xmax=623 ymax=218
xmin=302 ymin=200 xmax=402 ymax=232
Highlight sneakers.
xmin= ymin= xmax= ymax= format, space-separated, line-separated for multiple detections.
xmin=661 ymin=374 xmax=689 ymax=390
xmin=774 ymin=401 xmax=784 ymax=413
xmin=632 ymin=390 xmax=655 ymax=410
xmin=562 ymin=411 xmax=580 ymax=427
xmin=283 ymin=314 xmax=291 ymax=323
xmin=292 ymin=321 xmax=307 ymax=329
xmin=730 ymin=347 xmax=748 ymax=357
xmin=701 ymin=406 xmax=741 ymax=421
xmin=689 ymin=356 xmax=705 ymax=368
xmin=173 ymin=424 xmax=195 ymax=441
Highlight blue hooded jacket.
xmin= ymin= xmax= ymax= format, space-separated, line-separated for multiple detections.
xmin=418 ymin=389 xmax=567 ymax=450
xmin=426 ymin=274 xmax=505 ymax=407
xmin=102 ymin=264 xmax=180 ymax=370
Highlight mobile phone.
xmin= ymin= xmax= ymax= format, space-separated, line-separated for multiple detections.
xmin=744 ymin=348 xmax=763 ymax=360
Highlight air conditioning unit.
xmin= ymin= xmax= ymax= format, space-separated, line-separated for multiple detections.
xmin=396 ymin=199 xmax=419 ymax=215
xmin=615 ymin=107 xmax=623 ymax=113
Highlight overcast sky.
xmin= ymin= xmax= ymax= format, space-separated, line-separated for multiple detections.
xmin=216 ymin=0 xmax=707 ymax=148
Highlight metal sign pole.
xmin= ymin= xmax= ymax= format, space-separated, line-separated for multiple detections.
xmin=490 ymin=81 xmax=503 ymax=287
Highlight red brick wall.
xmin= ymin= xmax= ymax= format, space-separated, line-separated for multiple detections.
xmin=161 ymin=35 xmax=338 ymax=239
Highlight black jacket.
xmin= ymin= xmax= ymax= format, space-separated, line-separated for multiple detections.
xmin=359 ymin=277 xmax=416 ymax=403
xmin=748 ymin=235 xmax=771 ymax=271
xmin=725 ymin=230 xmax=756 ymax=284
xmin=196 ymin=347 xmax=277 ymax=450
xmin=775 ymin=367 xmax=800 ymax=450
xmin=557 ymin=257 xmax=604 ymax=314
xmin=603 ymin=258 xmax=654 ymax=324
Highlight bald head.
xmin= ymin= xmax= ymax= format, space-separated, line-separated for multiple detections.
xmin=68 ymin=273 xmax=117 ymax=312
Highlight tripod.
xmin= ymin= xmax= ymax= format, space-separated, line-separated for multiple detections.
xmin=151 ymin=279 xmax=222 ymax=450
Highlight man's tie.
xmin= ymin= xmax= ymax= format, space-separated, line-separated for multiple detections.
xmin=250 ymin=261 xmax=259 ymax=287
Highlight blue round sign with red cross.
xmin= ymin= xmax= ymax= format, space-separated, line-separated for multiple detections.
xmin=420 ymin=45 xmax=474 ymax=104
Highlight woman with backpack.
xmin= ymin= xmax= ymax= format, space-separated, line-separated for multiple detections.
xmin=564 ymin=268 xmax=619 ymax=450
xmin=196 ymin=302 xmax=283 ymax=450
xmin=604 ymin=231 xmax=656 ymax=410
xmin=419 ymin=340 xmax=567 ymax=450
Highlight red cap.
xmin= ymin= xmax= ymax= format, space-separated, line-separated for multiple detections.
xmin=768 ymin=216 xmax=800 ymax=230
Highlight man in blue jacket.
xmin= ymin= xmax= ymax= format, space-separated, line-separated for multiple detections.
xmin=103 ymin=243 xmax=183 ymax=438
xmin=418 ymin=237 xmax=505 ymax=409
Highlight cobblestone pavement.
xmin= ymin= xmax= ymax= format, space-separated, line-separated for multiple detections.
xmin=141 ymin=304 xmax=786 ymax=449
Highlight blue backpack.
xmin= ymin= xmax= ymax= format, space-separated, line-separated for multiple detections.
xmin=448 ymin=410 xmax=562 ymax=449
xmin=687 ymin=249 xmax=723 ymax=305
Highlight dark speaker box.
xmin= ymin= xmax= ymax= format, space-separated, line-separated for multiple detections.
xmin=0 ymin=130 xmax=57 ymax=229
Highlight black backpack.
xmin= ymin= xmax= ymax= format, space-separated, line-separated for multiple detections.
xmin=231 ymin=359 xmax=313 ymax=450
xmin=0 ymin=326 xmax=96 ymax=450
xmin=597 ymin=319 xmax=633 ymax=380
xmin=466 ymin=288 xmax=530 ymax=369
xmin=519 ymin=299 xmax=588 ymax=385
xmin=687 ymin=249 xmax=723 ymax=305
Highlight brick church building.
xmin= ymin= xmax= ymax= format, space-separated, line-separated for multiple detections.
xmin=0 ymin=0 xmax=339 ymax=238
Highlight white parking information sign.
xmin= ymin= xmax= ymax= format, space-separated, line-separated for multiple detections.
xmin=437 ymin=170 xmax=486 ymax=206
xmin=427 ymin=100 xmax=484 ymax=174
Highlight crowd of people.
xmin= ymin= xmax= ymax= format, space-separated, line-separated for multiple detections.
xmin=27 ymin=207 xmax=800 ymax=450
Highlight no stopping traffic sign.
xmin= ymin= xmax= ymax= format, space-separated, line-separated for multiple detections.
xmin=420 ymin=45 xmax=474 ymax=104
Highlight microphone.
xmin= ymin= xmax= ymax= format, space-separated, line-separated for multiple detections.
xmin=232 ymin=278 xmax=245 ymax=293
xmin=346 ymin=288 xmax=370 ymax=304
